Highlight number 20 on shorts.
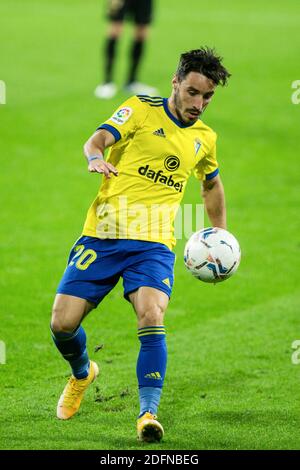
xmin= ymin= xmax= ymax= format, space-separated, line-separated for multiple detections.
xmin=69 ymin=245 xmax=97 ymax=271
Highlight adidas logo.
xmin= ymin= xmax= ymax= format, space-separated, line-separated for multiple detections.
xmin=162 ymin=278 xmax=170 ymax=287
xmin=153 ymin=128 xmax=166 ymax=138
xmin=144 ymin=372 xmax=162 ymax=380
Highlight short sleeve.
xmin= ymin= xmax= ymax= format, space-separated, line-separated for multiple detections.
xmin=194 ymin=133 xmax=219 ymax=181
xmin=97 ymin=96 xmax=149 ymax=142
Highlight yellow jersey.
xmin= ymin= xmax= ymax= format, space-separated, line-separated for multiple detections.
xmin=82 ymin=95 xmax=219 ymax=250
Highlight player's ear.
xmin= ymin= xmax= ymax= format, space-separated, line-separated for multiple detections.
xmin=172 ymin=75 xmax=179 ymax=89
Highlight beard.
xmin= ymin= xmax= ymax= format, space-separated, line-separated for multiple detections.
xmin=173 ymin=89 xmax=187 ymax=123
xmin=173 ymin=89 xmax=201 ymax=124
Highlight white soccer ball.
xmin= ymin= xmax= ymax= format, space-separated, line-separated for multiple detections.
xmin=184 ymin=227 xmax=241 ymax=283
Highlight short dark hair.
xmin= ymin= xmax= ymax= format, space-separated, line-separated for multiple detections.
xmin=176 ymin=47 xmax=231 ymax=86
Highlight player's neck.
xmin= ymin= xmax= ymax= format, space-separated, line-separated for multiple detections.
xmin=167 ymin=97 xmax=180 ymax=121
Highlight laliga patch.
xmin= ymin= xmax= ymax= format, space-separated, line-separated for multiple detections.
xmin=110 ymin=107 xmax=132 ymax=125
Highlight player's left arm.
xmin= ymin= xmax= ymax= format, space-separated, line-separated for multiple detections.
xmin=201 ymin=174 xmax=227 ymax=230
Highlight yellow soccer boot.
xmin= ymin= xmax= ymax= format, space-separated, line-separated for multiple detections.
xmin=57 ymin=360 xmax=99 ymax=420
xmin=137 ymin=412 xmax=164 ymax=442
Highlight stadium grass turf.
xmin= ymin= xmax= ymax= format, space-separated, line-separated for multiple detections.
xmin=0 ymin=0 xmax=300 ymax=450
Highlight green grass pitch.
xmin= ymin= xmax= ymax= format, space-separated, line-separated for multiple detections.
xmin=0 ymin=0 xmax=300 ymax=450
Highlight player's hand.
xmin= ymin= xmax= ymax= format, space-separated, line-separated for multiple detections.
xmin=88 ymin=158 xmax=118 ymax=178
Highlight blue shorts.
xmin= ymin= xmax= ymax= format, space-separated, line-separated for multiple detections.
xmin=56 ymin=236 xmax=175 ymax=306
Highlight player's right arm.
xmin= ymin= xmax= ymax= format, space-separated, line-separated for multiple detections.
xmin=83 ymin=129 xmax=119 ymax=178
xmin=84 ymin=96 xmax=149 ymax=178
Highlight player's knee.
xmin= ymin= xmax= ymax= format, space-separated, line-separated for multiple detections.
xmin=134 ymin=25 xmax=149 ymax=41
xmin=50 ymin=306 xmax=77 ymax=334
xmin=139 ymin=304 xmax=165 ymax=326
xmin=109 ymin=22 xmax=123 ymax=38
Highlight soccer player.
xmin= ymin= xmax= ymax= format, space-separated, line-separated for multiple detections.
xmin=51 ymin=47 xmax=231 ymax=442
xmin=94 ymin=0 xmax=157 ymax=99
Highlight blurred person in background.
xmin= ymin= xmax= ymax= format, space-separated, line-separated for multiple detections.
xmin=94 ymin=0 xmax=157 ymax=99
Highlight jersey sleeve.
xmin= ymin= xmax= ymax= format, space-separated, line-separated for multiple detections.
xmin=194 ymin=132 xmax=219 ymax=181
xmin=97 ymin=95 xmax=149 ymax=142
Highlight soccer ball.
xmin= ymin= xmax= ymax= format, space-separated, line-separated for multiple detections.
xmin=184 ymin=227 xmax=241 ymax=283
